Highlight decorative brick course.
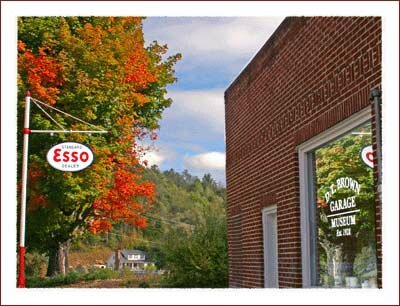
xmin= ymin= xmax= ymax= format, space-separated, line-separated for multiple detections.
xmin=225 ymin=17 xmax=381 ymax=288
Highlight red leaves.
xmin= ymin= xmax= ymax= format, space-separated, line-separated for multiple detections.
xmin=124 ymin=51 xmax=157 ymax=92
xmin=18 ymin=40 xmax=26 ymax=52
xmin=28 ymin=163 xmax=44 ymax=184
xmin=89 ymin=165 xmax=155 ymax=233
xmin=135 ymin=217 xmax=147 ymax=228
xmin=150 ymin=131 xmax=158 ymax=141
xmin=27 ymin=163 xmax=49 ymax=211
xmin=18 ymin=41 xmax=64 ymax=105
xmin=28 ymin=194 xmax=48 ymax=212
xmin=88 ymin=218 xmax=112 ymax=234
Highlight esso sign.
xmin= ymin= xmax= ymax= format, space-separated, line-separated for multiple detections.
xmin=360 ymin=145 xmax=373 ymax=168
xmin=47 ymin=142 xmax=94 ymax=172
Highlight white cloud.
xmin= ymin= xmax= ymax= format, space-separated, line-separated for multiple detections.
xmin=139 ymin=145 xmax=176 ymax=167
xmin=183 ymin=151 xmax=226 ymax=184
xmin=184 ymin=151 xmax=226 ymax=171
xmin=140 ymin=150 xmax=165 ymax=167
xmin=144 ymin=17 xmax=284 ymax=60
xmin=165 ymin=89 xmax=225 ymax=134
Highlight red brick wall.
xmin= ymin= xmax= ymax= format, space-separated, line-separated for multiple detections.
xmin=225 ymin=17 xmax=381 ymax=288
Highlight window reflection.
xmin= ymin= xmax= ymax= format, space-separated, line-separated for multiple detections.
xmin=313 ymin=122 xmax=377 ymax=288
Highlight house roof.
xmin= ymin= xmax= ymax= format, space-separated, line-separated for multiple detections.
xmin=120 ymin=249 xmax=146 ymax=257
xmin=107 ymin=249 xmax=152 ymax=264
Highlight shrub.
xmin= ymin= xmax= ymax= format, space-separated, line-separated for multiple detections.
xmin=162 ymin=204 xmax=228 ymax=288
xmin=123 ymin=279 xmax=136 ymax=287
xmin=75 ymin=264 xmax=87 ymax=273
xmin=144 ymin=263 xmax=157 ymax=273
xmin=119 ymin=266 xmax=134 ymax=279
xmin=84 ymin=267 xmax=117 ymax=281
xmin=25 ymin=251 xmax=47 ymax=278
xmin=26 ymin=271 xmax=79 ymax=288
xmin=64 ymin=271 xmax=80 ymax=284
xmin=138 ymin=281 xmax=150 ymax=288
xmin=26 ymin=268 xmax=118 ymax=288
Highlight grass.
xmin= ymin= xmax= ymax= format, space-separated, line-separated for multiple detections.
xmin=26 ymin=268 xmax=118 ymax=288
xmin=26 ymin=268 xmax=165 ymax=288
xmin=121 ymin=274 xmax=165 ymax=288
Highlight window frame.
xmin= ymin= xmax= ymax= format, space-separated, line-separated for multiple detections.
xmin=297 ymin=106 xmax=372 ymax=287
xmin=262 ymin=205 xmax=279 ymax=288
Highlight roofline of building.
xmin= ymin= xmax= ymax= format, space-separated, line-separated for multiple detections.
xmin=119 ymin=249 xmax=146 ymax=255
xmin=224 ymin=17 xmax=307 ymax=100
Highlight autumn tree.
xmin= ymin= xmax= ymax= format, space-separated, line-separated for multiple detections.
xmin=17 ymin=17 xmax=181 ymax=276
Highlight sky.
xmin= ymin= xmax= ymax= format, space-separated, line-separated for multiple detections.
xmin=141 ymin=17 xmax=284 ymax=184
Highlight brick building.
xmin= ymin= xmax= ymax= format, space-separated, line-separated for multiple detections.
xmin=225 ymin=17 xmax=382 ymax=288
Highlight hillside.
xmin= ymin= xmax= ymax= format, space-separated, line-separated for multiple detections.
xmin=66 ymin=167 xmax=227 ymax=286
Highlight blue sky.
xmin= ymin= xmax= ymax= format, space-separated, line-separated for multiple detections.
xmin=142 ymin=17 xmax=284 ymax=183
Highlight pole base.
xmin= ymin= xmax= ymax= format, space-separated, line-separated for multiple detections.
xmin=17 ymin=246 xmax=25 ymax=288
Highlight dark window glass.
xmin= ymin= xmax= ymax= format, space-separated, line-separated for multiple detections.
xmin=313 ymin=121 xmax=377 ymax=288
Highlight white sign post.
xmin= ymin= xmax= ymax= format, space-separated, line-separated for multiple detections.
xmin=17 ymin=92 xmax=107 ymax=288
xmin=17 ymin=91 xmax=31 ymax=288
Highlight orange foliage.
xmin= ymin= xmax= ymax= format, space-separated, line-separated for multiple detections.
xmin=90 ymin=166 xmax=154 ymax=233
xmin=88 ymin=111 xmax=155 ymax=234
xmin=18 ymin=41 xmax=64 ymax=105
xmin=124 ymin=50 xmax=157 ymax=91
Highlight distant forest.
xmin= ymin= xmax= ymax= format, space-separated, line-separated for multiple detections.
xmin=69 ymin=166 xmax=228 ymax=287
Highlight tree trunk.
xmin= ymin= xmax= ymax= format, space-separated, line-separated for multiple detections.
xmin=47 ymin=248 xmax=60 ymax=276
xmin=46 ymin=241 xmax=71 ymax=276
xmin=64 ymin=241 xmax=70 ymax=273
xmin=333 ymin=246 xmax=343 ymax=281
xmin=320 ymin=238 xmax=344 ymax=286
xmin=58 ymin=244 xmax=66 ymax=275
xmin=62 ymin=241 xmax=71 ymax=273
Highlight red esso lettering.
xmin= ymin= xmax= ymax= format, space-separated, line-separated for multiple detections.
xmin=63 ymin=151 xmax=69 ymax=162
xmin=53 ymin=149 xmax=89 ymax=163
xmin=80 ymin=152 xmax=89 ymax=162
xmin=71 ymin=151 xmax=78 ymax=162
xmin=53 ymin=148 xmax=61 ymax=162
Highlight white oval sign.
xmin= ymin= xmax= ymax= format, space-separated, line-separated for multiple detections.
xmin=360 ymin=145 xmax=373 ymax=168
xmin=46 ymin=142 xmax=94 ymax=172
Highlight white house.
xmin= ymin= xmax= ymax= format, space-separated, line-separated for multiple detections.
xmin=107 ymin=249 xmax=153 ymax=271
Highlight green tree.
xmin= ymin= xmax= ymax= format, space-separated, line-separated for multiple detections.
xmin=17 ymin=17 xmax=180 ymax=276
xmin=162 ymin=203 xmax=228 ymax=288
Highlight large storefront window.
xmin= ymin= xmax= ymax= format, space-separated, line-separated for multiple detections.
xmin=312 ymin=121 xmax=378 ymax=288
